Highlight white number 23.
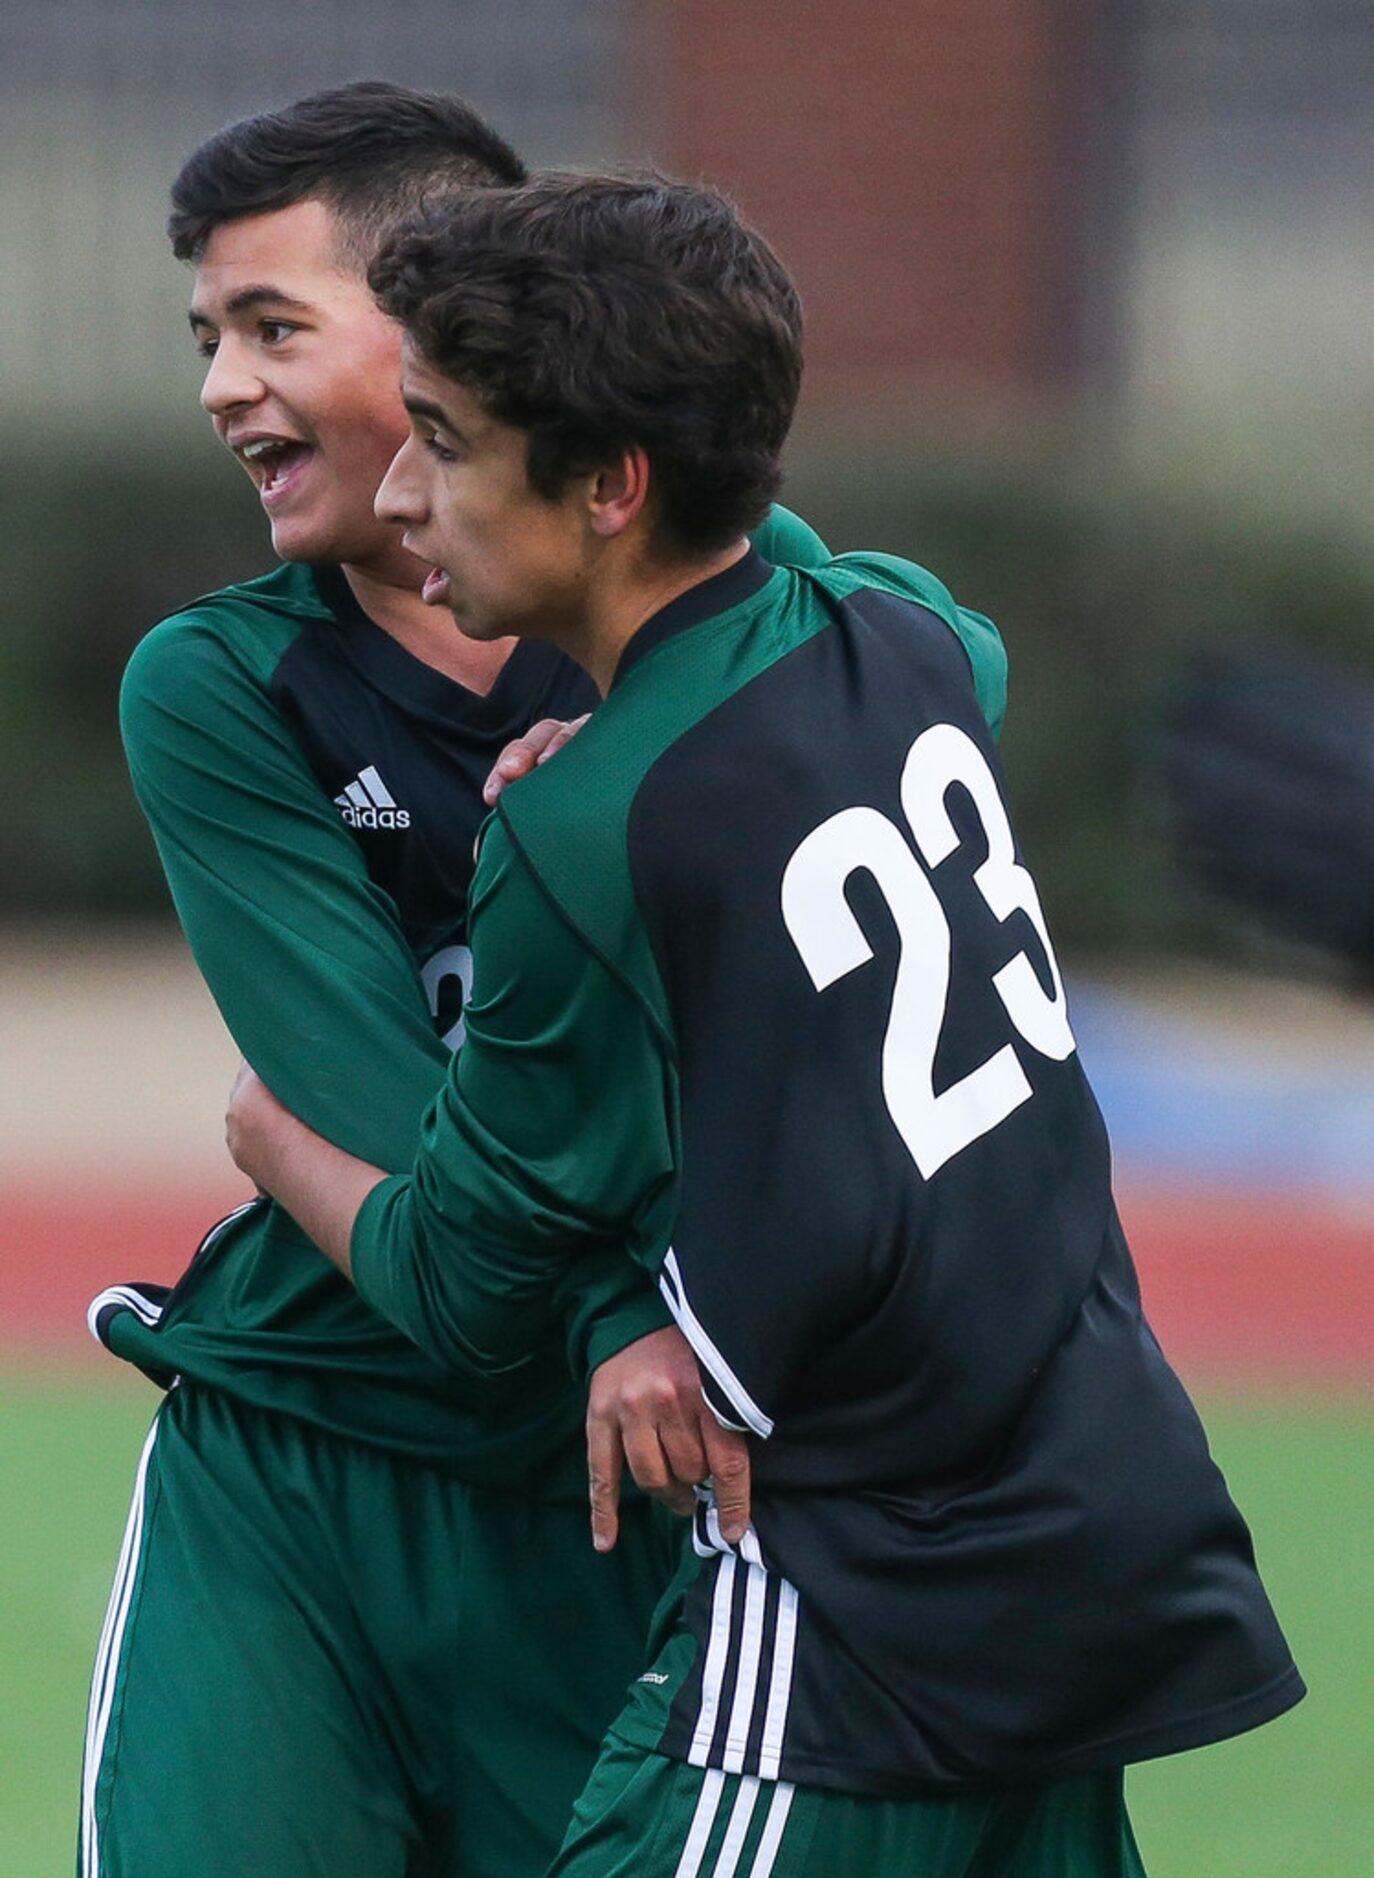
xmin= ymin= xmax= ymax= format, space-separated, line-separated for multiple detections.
xmin=781 ymin=723 xmax=1075 ymax=1179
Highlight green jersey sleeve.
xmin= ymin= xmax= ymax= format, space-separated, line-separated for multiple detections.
xmin=121 ymin=613 xmax=447 ymax=1172
xmin=829 ymin=551 xmax=1008 ymax=738
xmin=751 ymin=503 xmax=830 ymax=569
xmin=124 ymin=609 xmax=669 ymax=1372
xmin=350 ymin=817 xmax=675 ymax=1382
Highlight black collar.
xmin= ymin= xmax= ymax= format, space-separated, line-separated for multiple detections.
xmin=309 ymin=563 xmax=568 ymax=727
xmin=611 ymin=549 xmax=775 ymax=691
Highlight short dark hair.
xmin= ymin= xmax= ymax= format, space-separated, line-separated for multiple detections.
xmin=168 ymin=80 xmax=526 ymax=265
xmin=370 ymin=173 xmax=803 ymax=557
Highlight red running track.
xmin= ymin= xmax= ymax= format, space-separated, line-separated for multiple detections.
xmin=3 ymin=1172 xmax=1371 ymax=1387
xmin=1117 ymin=1179 xmax=1374 ymax=1391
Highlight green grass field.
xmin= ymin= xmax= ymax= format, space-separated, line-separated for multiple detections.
xmin=3 ymin=1367 xmax=1370 ymax=1875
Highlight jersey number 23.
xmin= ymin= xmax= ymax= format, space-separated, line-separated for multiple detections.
xmin=781 ymin=723 xmax=1075 ymax=1179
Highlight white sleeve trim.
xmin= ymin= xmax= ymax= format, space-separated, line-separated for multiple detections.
xmin=658 ymin=1248 xmax=774 ymax=1439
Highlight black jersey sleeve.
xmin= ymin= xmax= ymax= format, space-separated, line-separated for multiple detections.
xmin=827 ymin=553 xmax=1008 ymax=738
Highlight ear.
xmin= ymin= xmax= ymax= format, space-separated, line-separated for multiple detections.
xmin=587 ymin=446 xmax=651 ymax=541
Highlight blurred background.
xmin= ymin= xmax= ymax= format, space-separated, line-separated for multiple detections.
xmin=3 ymin=2 xmax=1372 ymax=1870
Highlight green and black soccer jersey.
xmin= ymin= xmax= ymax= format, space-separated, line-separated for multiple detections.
xmin=349 ymin=547 xmax=1302 ymax=1795
xmin=99 ymin=505 xmax=829 ymax=1491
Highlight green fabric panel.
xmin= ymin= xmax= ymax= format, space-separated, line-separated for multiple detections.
xmin=750 ymin=502 xmax=830 ymax=569
xmin=351 ymin=818 xmax=678 ymax=1382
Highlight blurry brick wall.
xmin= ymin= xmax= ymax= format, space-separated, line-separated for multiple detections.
xmin=641 ymin=1 xmax=1122 ymax=414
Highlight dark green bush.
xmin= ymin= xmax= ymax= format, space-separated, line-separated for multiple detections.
xmin=0 ymin=445 xmax=265 ymax=915
xmin=6 ymin=440 xmax=1373 ymax=959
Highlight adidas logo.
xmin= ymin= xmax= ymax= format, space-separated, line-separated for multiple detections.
xmin=334 ymin=765 xmax=411 ymax=831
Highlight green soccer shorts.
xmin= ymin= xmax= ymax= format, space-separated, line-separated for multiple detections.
xmin=548 ymin=1736 xmax=1147 ymax=1878
xmin=78 ymin=1382 xmax=681 ymax=1877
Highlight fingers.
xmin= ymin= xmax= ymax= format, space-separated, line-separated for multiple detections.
xmin=701 ymin=1420 xmax=752 ymax=1546
xmin=483 ymin=719 xmax=562 ymax=805
xmin=587 ymin=1410 xmax=625 ymax=1554
xmin=658 ymin=1417 xmax=711 ymax=1500
xmin=534 ymin=713 xmax=590 ymax=765
xmin=617 ymin=1403 xmax=749 ymax=1531
xmin=585 ymin=1327 xmax=754 ymax=1546
xmin=623 ymin=1415 xmax=701 ymax=1519
xmin=483 ymin=715 xmax=589 ymax=805
xmin=588 ymin=1395 xmax=704 ymax=1526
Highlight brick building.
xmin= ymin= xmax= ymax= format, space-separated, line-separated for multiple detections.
xmin=640 ymin=2 xmax=1125 ymax=417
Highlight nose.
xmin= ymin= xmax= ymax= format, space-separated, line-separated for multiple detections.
xmin=199 ymin=337 xmax=265 ymax=417
xmin=375 ymin=435 xmax=425 ymax=525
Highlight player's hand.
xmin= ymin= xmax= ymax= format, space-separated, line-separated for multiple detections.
xmin=586 ymin=1326 xmax=751 ymax=1554
xmin=482 ymin=714 xmax=590 ymax=805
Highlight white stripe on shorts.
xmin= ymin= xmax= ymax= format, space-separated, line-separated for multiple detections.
xmin=747 ymin=1781 xmax=796 ymax=1878
xmin=673 ymin=1769 xmax=792 ymax=1878
xmin=80 ymin=1411 xmax=161 ymax=1878
xmin=674 ymin=1766 xmax=728 ymax=1878
xmin=713 ymin=1774 xmax=762 ymax=1878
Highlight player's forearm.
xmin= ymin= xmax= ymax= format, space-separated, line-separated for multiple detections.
xmin=347 ymin=1173 xmax=549 ymax=1378
xmin=226 ymin=1066 xmax=385 ymax=1277
xmin=225 ymin=1063 xmax=539 ymax=1375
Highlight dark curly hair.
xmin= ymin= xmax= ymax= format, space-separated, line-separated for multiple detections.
xmin=370 ymin=172 xmax=804 ymax=557
xmin=168 ymin=80 xmax=526 ymax=265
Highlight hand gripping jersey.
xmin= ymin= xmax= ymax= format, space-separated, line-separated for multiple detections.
xmin=349 ymin=548 xmax=1302 ymax=1791
xmin=100 ymin=508 xmax=830 ymax=1489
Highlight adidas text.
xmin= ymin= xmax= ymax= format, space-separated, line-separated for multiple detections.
xmin=338 ymin=804 xmax=411 ymax=830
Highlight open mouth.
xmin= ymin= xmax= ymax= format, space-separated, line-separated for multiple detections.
xmin=239 ymin=438 xmax=313 ymax=506
xmin=421 ymin=565 xmax=453 ymax=606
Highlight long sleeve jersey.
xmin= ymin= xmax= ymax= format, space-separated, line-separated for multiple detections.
xmin=99 ymin=507 xmax=829 ymax=1492
xmin=348 ymin=547 xmax=1301 ymax=1793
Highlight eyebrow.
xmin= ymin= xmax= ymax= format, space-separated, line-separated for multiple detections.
xmin=403 ymin=393 xmax=463 ymax=436
xmin=187 ymin=285 xmax=315 ymax=329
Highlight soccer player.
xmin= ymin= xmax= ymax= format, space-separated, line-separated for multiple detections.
xmin=229 ymin=172 xmax=1304 ymax=1876
xmin=83 ymin=85 xmax=828 ymax=1877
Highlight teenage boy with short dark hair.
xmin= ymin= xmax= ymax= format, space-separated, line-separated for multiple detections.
xmin=85 ymin=86 xmax=825 ymax=1877
xmin=229 ymin=172 xmax=1301 ymax=1876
